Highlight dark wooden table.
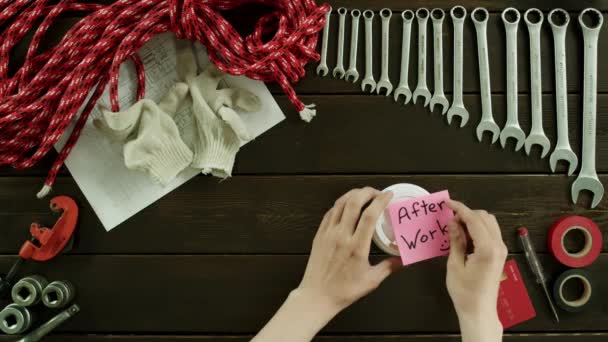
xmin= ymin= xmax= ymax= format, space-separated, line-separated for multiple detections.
xmin=1 ymin=1 xmax=608 ymax=341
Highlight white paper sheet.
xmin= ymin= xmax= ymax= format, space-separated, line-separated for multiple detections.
xmin=56 ymin=33 xmax=285 ymax=231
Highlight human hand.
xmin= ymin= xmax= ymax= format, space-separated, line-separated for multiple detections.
xmin=446 ymin=200 xmax=507 ymax=342
xmin=294 ymin=187 xmax=402 ymax=315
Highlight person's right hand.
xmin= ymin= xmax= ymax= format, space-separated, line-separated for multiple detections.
xmin=446 ymin=200 xmax=507 ymax=342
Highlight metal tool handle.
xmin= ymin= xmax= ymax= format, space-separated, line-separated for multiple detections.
xmin=549 ymin=9 xmax=570 ymax=149
xmin=17 ymin=304 xmax=80 ymax=342
xmin=579 ymin=8 xmax=603 ymax=177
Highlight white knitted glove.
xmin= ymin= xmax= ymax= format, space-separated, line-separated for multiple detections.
xmin=94 ymin=84 xmax=193 ymax=186
xmin=187 ymin=61 xmax=262 ymax=178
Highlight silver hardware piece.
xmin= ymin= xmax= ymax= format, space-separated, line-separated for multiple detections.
xmin=548 ymin=8 xmax=578 ymax=175
xmin=429 ymin=8 xmax=449 ymax=114
xmin=333 ymin=7 xmax=347 ymax=79
xmin=316 ymin=6 xmax=332 ymax=76
xmin=16 ymin=304 xmax=80 ymax=342
xmin=394 ymin=10 xmax=414 ymax=104
xmin=42 ymin=280 xmax=76 ymax=309
xmin=446 ymin=6 xmax=469 ymax=127
xmin=499 ymin=8 xmax=526 ymax=150
xmin=0 ymin=304 xmax=33 ymax=335
xmin=413 ymin=8 xmax=431 ymax=106
xmin=572 ymin=8 xmax=604 ymax=208
xmin=377 ymin=8 xmax=393 ymax=95
xmin=472 ymin=7 xmax=500 ymax=143
xmin=524 ymin=8 xmax=551 ymax=158
xmin=345 ymin=9 xmax=361 ymax=82
xmin=361 ymin=10 xmax=376 ymax=92
xmin=11 ymin=275 xmax=49 ymax=307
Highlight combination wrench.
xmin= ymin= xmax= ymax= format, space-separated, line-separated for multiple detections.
xmin=377 ymin=8 xmax=393 ymax=96
xmin=549 ymin=9 xmax=578 ymax=175
xmin=429 ymin=8 xmax=449 ymax=114
xmin=332 ymin=7 xmax=347 ymax=79
xmin=361 ymin=10 xmax=376 ymax=93
xmin=394 ymin=10 xmax=414 ymax=104
xmin=345 ymin=9 xmax=361 ymax=82
xmin=412 ymin=8 xmax=431 ymax=106
xmin=316 ymin=6 xmax=332 ymax=77
xmin=499 ymin=8 xmax=526 ymax=151
xmin=524 ymin=9 xmax=551 ymax=158
xmin=446 ymin=6 xmax=469 ymax=127
xmin=472 ymin=7 xmax=500 ymax=143
xmin=572 ymin=8 xmax=604 ymax=208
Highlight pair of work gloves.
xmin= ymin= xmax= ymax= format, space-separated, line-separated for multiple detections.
xmin=94 ymin=40 xmax=261 ymax=185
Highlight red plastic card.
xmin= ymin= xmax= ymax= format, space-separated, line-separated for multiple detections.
xmin=497 ymin=260 xmax=536 ymax=329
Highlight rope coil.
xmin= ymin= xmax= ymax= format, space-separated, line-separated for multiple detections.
xmin=0 ymin=0 xmax=329 ymax=196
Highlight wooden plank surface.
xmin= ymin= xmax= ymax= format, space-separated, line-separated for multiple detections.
xmin=2 ymin=1 xmax=608 ymax=340
xmin=3 ymin=93 xmax=608 ymax=177
xmin=287 ymin=13 xmax=608 ymax=95
xmin=2 ymin=334 xmax=608 ymax=341
xmin=1 ymin=176 xmax=606 ymax=254
xmin=0 ymin=255 xmax=605 ymax=333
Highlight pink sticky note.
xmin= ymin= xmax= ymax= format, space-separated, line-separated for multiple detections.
xmin=388 ymin=190 xmax=454 ymax=265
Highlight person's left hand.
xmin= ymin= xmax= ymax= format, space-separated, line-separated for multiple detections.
xmin=294 ymin=187 xmax=402 ymax=314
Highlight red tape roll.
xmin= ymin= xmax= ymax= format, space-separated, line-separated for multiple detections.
xmin=548 ymin=216 xmax=603 ymax=268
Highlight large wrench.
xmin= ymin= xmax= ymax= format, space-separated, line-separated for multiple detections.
xmin=499 ymin=8 xmax=525 ymax=151
xmin=524 ymin=9 xmax=551 ymax=158
xmin=472 ymin=8 xmax=500 ymax=143
xmin=316 ymin=6 xmax=332 ymax=77
xmin=446 ymin=6 xmax=469 ymax=127
xmin=572 ymin=8 xmax=604 ymax=208
xmin=345 ymin=9 xmax=361 ymax=82
xmin=429 ymin=8 xmax=449 ymax=114
xmin=361 ymin=10 xmax=376 ymax=93
xmin=549 ymin=9 xmax=578 ymax=175
xmin=332 ymin=7 xmax=347 ymax=79
xmin=412 ymin=8 xmax=431 ymax=106
xmin=377 ymin=8 xmax=393 ymax=96
xmin=394 ymin=10 xmax=414 ymax=104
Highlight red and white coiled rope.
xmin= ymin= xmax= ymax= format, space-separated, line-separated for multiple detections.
xmin=0 ymin=0 xmax=329 ymax=197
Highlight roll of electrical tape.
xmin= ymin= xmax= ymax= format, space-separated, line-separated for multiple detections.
xmin=373 ymin=183 xmax=429 ymax=256
xmin=548 ymin=216 xmax=602 ymax=268
xmin=553 ymin=269 xmax=594 ymax=312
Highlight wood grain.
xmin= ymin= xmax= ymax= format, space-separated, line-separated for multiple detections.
xmin=1 ymin=175 xmax=606 ymax=254
xmin=2 ymin=334 xmax=607 ymax=341
xmin=0 ymin=255 xmax=605 ymax=333
xmin=3 ymin=93 xmax=608 ymax=176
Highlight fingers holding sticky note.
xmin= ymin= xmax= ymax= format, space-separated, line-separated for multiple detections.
xmin=387 ymin=190 xmax=454 ymax=266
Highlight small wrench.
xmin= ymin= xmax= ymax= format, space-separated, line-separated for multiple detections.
xmin=499 ymin=8 xmax=526 ymax=151
xmin=572 ymin=8 xmax=604 ymax=208
xmin=377 ymin=8 xmax=393 ymax=95
xmin=332 ymin=7 xmax=347 ymax=79
xmin=524 ymin=8 xmax=551 ymax=158
xmin=394 ymin=10 xmax=414 ymax=104
xmin=345 ymin=9 xmax=361 ymax=82
xmin=446 ymin=6 xmax=469 ymax=127
xmin=316 ymin=6 xmax=332 ymax=77
xmin=413 ymin=8 xmax=431 ymax=107
xmin=361 ymin=10 xmax=376 ymax=93
xmin=429 ymin=8 xmax=449 ymax=114
xmin=549 ymin=9 xmax=578 ymax=175
xmin=472 ymin=8 xmax=500 ymax=143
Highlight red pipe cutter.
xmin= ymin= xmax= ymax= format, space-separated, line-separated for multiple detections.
xmin=0 ymin=196 xmax=78 ymax=298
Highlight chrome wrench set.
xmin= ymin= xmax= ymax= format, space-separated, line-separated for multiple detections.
xmin=316 ymin=6 xmax=604 ymax=208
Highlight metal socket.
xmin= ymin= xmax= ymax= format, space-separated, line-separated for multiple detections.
xmin=42 ymin=280 xmax=75 ymax=309
xmin=0 ymin=304 xmax=33 ymax=334
xmin=12 ymin=275 xmax=49 ymax=307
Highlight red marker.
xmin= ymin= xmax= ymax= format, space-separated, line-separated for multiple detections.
xmin=518 ymin=227 xmax=559 ymax=323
